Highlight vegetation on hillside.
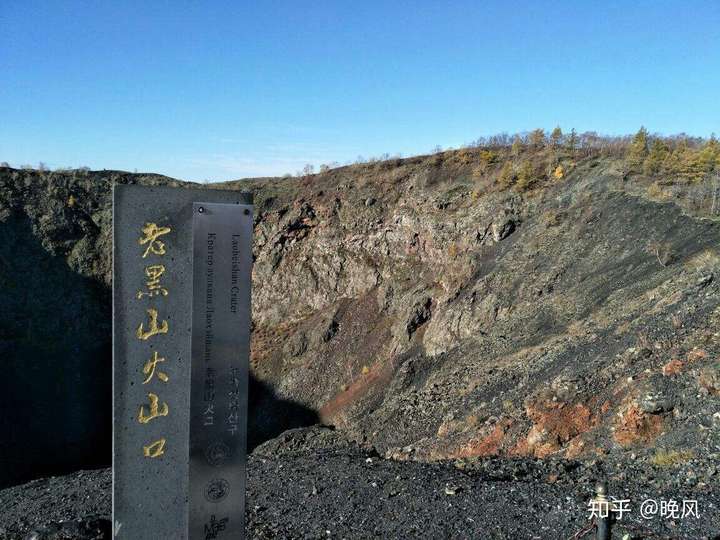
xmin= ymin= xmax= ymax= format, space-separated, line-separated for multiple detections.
xmin=303 ymin=127 xmax=720 ymax=216
xmin=462 ymin=127 xmax=719 ymax=193
xmin=3 ymin=127 xmax=718 ymax=214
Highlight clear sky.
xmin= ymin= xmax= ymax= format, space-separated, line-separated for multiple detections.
xmin=1 ymin=1 xmax=719 ymax=182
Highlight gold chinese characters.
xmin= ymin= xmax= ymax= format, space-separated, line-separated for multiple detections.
xmin=143 ymin=351 xmax=168 ymax=384
xmin=136 ymin=264 xmax=168 ymax=299
xmin=138 ymin=393 xmax=169 ymax=424
xmin=138 ymin=222 xmax=171 ymax=258
xmin=143 ymin=438 xmax=166 ymax=458
xmin=136 ymin=308 xmax=169 ymax=340
xmin=135 ymin=222 xmax=173 ymax=458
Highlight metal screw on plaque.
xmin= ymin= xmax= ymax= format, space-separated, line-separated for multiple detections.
xmin=594 ymin=483 xmax=611 ymax=540
xmin=198 ymin=206 xmax=204 ymax=213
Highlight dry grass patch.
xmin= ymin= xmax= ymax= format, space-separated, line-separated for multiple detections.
xmin=650 ymin=449 xmax=694 ymax=467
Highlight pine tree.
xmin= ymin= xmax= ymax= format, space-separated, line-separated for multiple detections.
xmin=696 ymin=136 xmax=720 ymax=175
xmin=643 ymin=139 xmax=669 ymax=176
xmin=515 ymin=160 xmax=535 ymax=191
xmin=566 ymin=129 xmax=578 ymax=154
xmin=662 ymin=149 xmax=683 ymax=177
xmin=511 ymin=135 xmax=523 ymax=157
xmin=497 ymin=161 xmax=515 ymax=188
xmin=627 ymin=127 xmax=649 ymax=170
xmin=710 ymin=135 xmax=720 ymax=170
xmin=550 ymin=126 xmax=563 ymax=149
xmin=675 ymin=142 xmax=704 ymax=182
xmin=529 ymin=129 xmax=546 ymax=149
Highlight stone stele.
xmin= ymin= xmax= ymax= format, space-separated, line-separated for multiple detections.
xmin=113 ymin=185 xmax=252 ymax=540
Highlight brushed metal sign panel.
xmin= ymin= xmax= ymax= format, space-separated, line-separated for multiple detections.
xmin=189 ymin=202 xmax=252 ymax=540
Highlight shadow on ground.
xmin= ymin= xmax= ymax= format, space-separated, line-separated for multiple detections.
xmin=248 ymin=374 xmax=319 ymax=451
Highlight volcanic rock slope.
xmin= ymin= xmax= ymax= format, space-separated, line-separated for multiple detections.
xmin=240 ymin=155 xmax=720 ymax=464
xmin=1 ymin=154 xmax=719 ymax=472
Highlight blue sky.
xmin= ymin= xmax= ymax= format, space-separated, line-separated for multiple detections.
xmin=1 ymin=1 xmax=718 ymax=182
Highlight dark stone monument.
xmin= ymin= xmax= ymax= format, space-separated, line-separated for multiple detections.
xmin=113 ymin=185 xmax=252 ymax=540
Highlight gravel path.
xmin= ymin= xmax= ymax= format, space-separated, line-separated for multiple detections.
xmin=1 ymin=441 xmax=718 ymax=539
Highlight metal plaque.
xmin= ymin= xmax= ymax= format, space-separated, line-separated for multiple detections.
xmin=189 ymin=203 xmax=252 ymax=540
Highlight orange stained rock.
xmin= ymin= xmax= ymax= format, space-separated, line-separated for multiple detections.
xmin=687 ymin=349 xmax=708 ymax=363
xmin=662 ymin=359 xmax=685 ymax=376
xmin=613 ymin=404 xmax=664 ymax=447
xmin=453 ymin=418 xmax=514 ymax=458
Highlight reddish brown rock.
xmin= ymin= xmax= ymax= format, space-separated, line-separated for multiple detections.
xmin=613 ymin=404 xmax=664 ymax=447
xmin=662 ymin=359 xmax=685 ymax=376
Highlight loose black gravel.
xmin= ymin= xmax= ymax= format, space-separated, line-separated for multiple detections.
xmin=1 ymin=447 xmax=719 ymax=539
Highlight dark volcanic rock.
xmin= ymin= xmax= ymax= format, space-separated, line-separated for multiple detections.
xmin=0 ymin=170 xmax=186 ymax=488
xmin=0 ymin=215 xmax=111 ymax=488
xmin=252 ymin=425 xmax=365 ymax=458
xmin=0 ymin=469 xmax=110 ymax=540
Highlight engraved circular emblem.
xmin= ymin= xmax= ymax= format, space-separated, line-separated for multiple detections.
xmin=205 ymin=478 xmax=230 ymax=503
xmin=205 ymin=441 xmax=232 ymax=467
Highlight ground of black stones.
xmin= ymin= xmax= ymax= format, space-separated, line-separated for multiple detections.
xmin=1 ymin=443 xmax=718 ymax=540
